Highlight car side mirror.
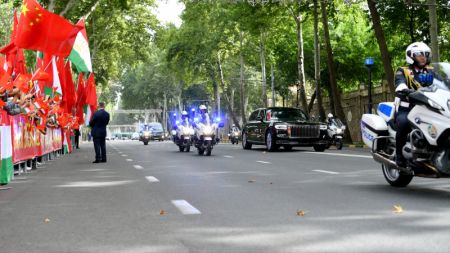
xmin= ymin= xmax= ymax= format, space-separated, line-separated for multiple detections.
xmin=256 ymin=116 xmax=263 ymax=122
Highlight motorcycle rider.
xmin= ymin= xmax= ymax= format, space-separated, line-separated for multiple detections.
xmin=181 ymin=110 xmax=190 ymax=125
xmin=198 ymin=105 xmax=210 ymax=124
xmin=327 ymin=113 xmax=334 ymax=124
xmin=394 ymin=42 xmax=434 ymax=167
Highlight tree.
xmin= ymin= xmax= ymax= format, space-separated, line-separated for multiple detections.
xmin=320 ymin=0 xmax=352 ymax=142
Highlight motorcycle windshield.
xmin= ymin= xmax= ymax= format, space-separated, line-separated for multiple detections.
xmin=330 ymin=118 xmax=344 ymax=128
xmin=430 ymin=62 xmax=450 ymax=91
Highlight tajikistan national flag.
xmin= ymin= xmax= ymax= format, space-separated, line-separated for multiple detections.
xmin=69 ymin=19 xmax=92 ymax=73
xmin=0 ymin=117 xmax=13 ymax=184
xmin=50 ymin=56 xmax=63 ymax=97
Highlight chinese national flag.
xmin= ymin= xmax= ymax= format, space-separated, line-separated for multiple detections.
xmin=63 ymin=61 xmax=76 ymax=113
xmin=15 ymin=0 xmax=81 ymax=57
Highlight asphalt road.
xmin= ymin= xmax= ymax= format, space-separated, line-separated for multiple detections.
xmin=1 ymin=140 xmax=449 ymax=253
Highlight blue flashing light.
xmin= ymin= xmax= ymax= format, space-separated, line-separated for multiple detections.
xmin=365 ymin=57 xmax=375 ymax=67
xmin=191 ymin=108 xmax=196 ymax=112
xmin=173 ymin=113 xmax=177 ymax=117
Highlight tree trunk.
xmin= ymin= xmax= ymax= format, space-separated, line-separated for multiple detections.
xmin=59 ymin=0 xmax=76 ymax=16
xmin=260 ymin=32 xmax=267 ymax=107
xmin=218 ymin=54 xmax=240 ymax=128
xmin=294 ymin=1 xmax=308 ymax=115
xmin=313 ymin=0 xmax=326 ymax=120
xmin=163 ymin=93 xmax=167 ymax=134
xmin=239 ymin=31 xmax=247 ymax=125
xmin=428 ymin=0 xmax=439 ymax=62
xmin=367 ymin=0 xmax=395 ymax=93
xmin=320 ymin=0 xmax=352 ymax=143
xmin=271 ymin=65 xmax=275 ymax=107
xmin=307 ymin=91 xmax=316 ymax=114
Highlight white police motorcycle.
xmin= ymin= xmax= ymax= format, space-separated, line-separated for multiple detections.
xmin=361 ymin=62 xmax=450 ymax=187
xmin=193 ymin=115 xmax=222 ymax=156
xmin=173 ymin=118 xmax=195 ymax=152
xmin=326 ymin=114 xmax=345 ymax=150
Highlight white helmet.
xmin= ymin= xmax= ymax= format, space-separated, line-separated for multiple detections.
xmin=327 ymin=113 xmax=334 ymax=119
xmin=181 ymin=111 xmax=188 ymax=116
xmin=199 ymin=105 xmax=207 ymax=113
xmin=406 ymin=42 xmax=431 ymax=65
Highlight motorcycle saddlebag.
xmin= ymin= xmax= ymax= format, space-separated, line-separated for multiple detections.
xmin=361 ymin=114 xmax=389 ymax=149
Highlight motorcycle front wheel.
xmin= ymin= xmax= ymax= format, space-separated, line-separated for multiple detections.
xmin=336 ymin=139 xmax=343 ymax=150
xmin=205 ymin=140 xmax=212 ymax=156
xmin=382 ymin=165 xmax=413 ymax=187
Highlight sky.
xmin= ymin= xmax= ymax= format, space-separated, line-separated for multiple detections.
xmin=153 ymin=0 xmax=185 ymax=27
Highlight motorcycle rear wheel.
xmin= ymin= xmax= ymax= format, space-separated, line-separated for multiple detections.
xmin=179 ymin=145 xmax=184 ymax=152
xmin=185 ymin=145 xmax=190 ymax=152
xmin=198 ymin=148 xmax=204 ymax=155
xmin=382 ymin=165 xmax=413 ymax=187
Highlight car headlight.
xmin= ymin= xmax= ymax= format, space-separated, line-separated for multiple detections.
xmin=143 ymin=132 xmax=151 ymax=137
xmin=336 ymin=128 xmax=343 ymax=134
xmin=428 ymin=99 xmax=444 ymax=111
xmin=320 ymin=124 xmax=328 ymax=130
xmin=275 ymin=124 xmax=288 ymax=130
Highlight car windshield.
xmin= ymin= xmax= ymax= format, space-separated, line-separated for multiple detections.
xmin=430 ymin=62 xmax=450 ymax=91
xmin=270 ymin=108 xmax=308 ymax=121
xmin=149 ymin=123 xmax=163 ymax=131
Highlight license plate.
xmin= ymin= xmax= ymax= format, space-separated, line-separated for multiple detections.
xmin=184 ymin=137 xmax=190 ymax=140
xmin=204 ymin=137 xmax=212 ymax=140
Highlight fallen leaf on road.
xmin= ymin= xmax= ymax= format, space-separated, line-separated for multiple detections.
xmin=44 ymin=218 xmax=50 ymax=223
xmin=392 ymin=205 xmax=403 ymax=213
xmin=248 ymin=180 xmax=256 ymax=183
xmin=160 ymin=210 xmax=166 ymax=215
xmin=296 ymin=210 xmax=306 ymax=216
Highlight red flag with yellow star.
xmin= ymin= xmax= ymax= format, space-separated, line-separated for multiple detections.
xmin=15 ymin=0 xmax=81 ymax=57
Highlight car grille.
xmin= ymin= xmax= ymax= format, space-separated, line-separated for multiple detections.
xmin=290 ymin=125 xmax=320 ymax=138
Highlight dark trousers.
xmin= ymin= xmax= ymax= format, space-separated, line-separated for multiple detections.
xmin=395 ymin=107 xmax=411 ymax=161
xmin=93 ymin=137 xmax=107 ymax=162
xmin=74 ymin=130 xmax=80 ymax=148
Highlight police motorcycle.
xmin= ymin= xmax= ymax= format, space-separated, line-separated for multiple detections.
xmin=361 ymin=62 xmax=450 ymax=187
xmin=172 ymin=111 xmax=195 ymax=152
xmin=228 ymin=125 xmax=241 ymax=145
xmin=139 ymin=125 xmax=152 ymax=145
xmin=326 ymin=114 xmax=346 ymax=150
xmin=193 ymin=105 xmax=224 ymax=156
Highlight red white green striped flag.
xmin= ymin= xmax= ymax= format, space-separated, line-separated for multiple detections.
xmin=68 ymin=19 xmax=92 ymax=73
xmin=0 ymin=114 xmax=13 ymax=184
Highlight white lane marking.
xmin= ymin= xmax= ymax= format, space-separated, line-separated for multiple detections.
xmin=171 ymin=200 xmax=201 ymax=215
xmin=134 ymin=165 xmax=143 ymax=170
xmin=304 ymin=152 xmax=372 ymax=159
xmin=313 ymin=169 xmax=340 ymax=175
xmin=256 ymin=161 xmax=271 ymax=164
xmin=224 ymin=155 xmax=234 ymax=158
xmin=121 ymin=154 xmax=128 ymax=157
xmin=145 ymin=176 xmax=159 ymax=183
xmin=126 ymin=159 xmax=133 ymax=162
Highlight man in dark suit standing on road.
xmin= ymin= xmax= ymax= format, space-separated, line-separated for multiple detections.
xmin=89 ymin=102 xmax=110 ymax=163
